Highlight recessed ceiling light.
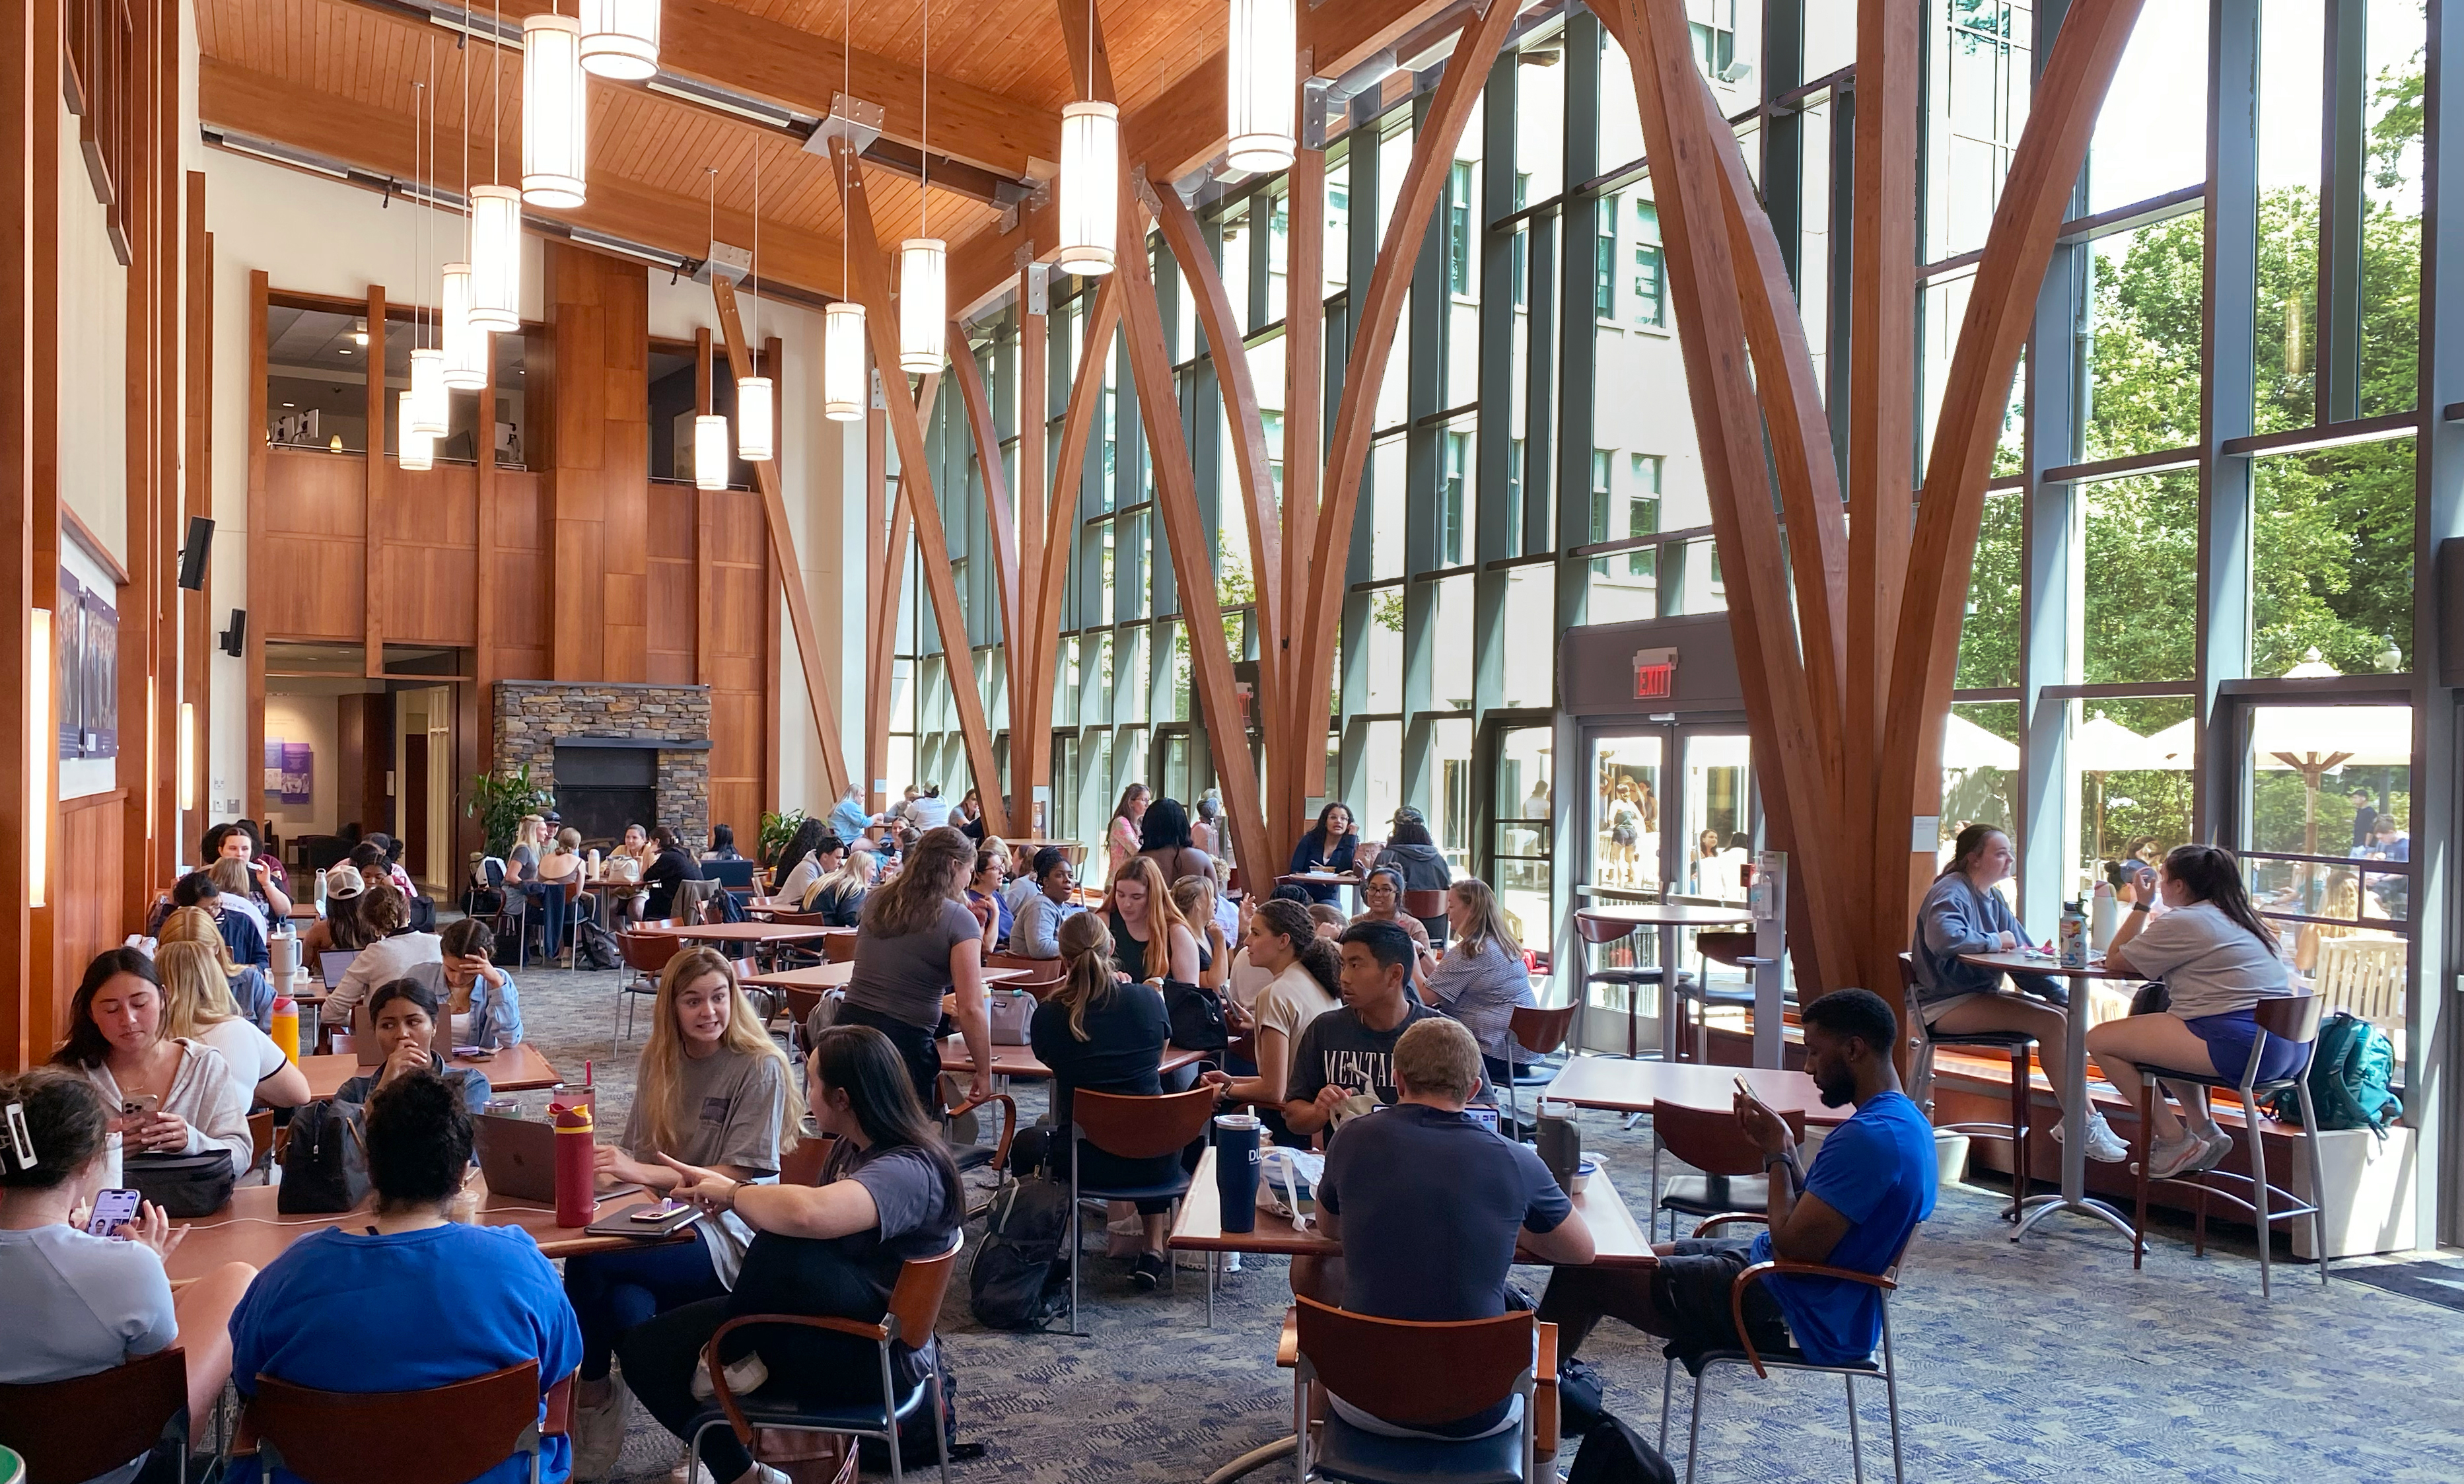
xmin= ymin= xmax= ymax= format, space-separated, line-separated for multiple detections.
xmin=281 ymin=402 xmax=296 ymax=407
xmin=337 ymin=347 xmax=351 ymax=355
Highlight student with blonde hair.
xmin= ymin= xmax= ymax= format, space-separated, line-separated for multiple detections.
xmin=155 ymin=938 xmax=310 ymax=1109
xmin=1170 ymin=874 xmax=1230 ymax=991
xmin=155 ymin=903 xmax=276 ymax=1028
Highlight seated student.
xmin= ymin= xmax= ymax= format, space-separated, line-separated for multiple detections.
xmin=437 ymin=918 xmax=526 ymax=1049
xmin=1010 ymin=850 xmax=1086 ymax=960
xmin=299 ymin=864 xmax=372 ymax=959
xmin=702 ymin=823 xmax=747 ymax=863
xmin=156 ymin=905 xmax=277 ymax=1030
xmin=1137 ymin=796 xmax=1218 ymax=886
xmin=839 ymin=830 xmax=997 ymax=1117
xmin=1171 ymin=875 xmax=1230 ymax=991
xmin=1001 ymin=845 xmax=1053 ymax=919
xmin=639 ymin=825 xmax=708 ymax=921
xmin=335 ymin=978 xmax=494 ymax=1115
xmin=1105 ymin=858 xmax=1201 ymax=985
xmin=563 ymin=947 xmax=802 ymax=1480
xmin=225 ymin=1072 xmax=582 ymax=1484
xmin=171 ymin=871 xmax=270 ymax=972
xmin=1281 ymin=920 xmax=1445 ymax=1143
xmin=827 ymin=784 xmax=876 ymax=845
xmin=1350 ymin=866 xmax=1432 ymax=958
xmin=155 ymin=938 xmax=312 ymax=1110
xmin=1031 ymin=913 xmax=1192 ymax=1290
xmin=1417 ymin=878 xmax=1541 ymax=1086
xmin=1538 ymin=989 xmax=1936 ymax=1369
xmin=1286 ymin=802 xmax=1360 ymax=907
xmin=205 ymin=858 xmax=274 ymax=940
xmin=53 ymin=948 xmax=254 ymax=1176
xmin=532 ymin=828 xmax=598 ymax=944
xmin=507 ymin=815 xmax=550 ymax=884
xmin=207 ymin=820 xmax=295 ymax=919
xmin=802 ymin=849 xmax=877 ymax=927
xmin=350 ymin=839 xmax=417 ymax=905
xmin=1309 ymin=1019 xmax=1593 ymax=1437
xmin=1306 ymin=903 xmax=1346 ymax=941
xmin=763 ymin=818 xmax=836 ymax=909
xmin=964 ymin=847 xmax=1013 ymax=949
xmin=326 ymin=883 xmax=442 ymax=1028
xmin=1208 ymin=900 xmax=1340 ymax=1141
xmin=623 ymin=1024 xmax=965 ymax=1484
xmin=1374 ymin=807 xmax=1454 ymax=944
xmin=0 ymin=1069 xmax=258 ymax=1479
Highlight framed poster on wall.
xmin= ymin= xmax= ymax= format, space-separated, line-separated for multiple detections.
xmin=55 ymin=567 xmax=119 ymax=760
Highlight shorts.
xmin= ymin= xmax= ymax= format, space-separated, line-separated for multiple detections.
xmin=2184 ymin=1009 xmax=2307 ymax=1086
xmin=1652 ymin=1237 xmax=1792 ymax=1361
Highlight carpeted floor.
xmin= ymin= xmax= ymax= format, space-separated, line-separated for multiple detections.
xmin=492 ymin=957 xmax=2464 ymax=1483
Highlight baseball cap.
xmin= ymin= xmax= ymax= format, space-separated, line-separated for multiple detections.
xmin=324 ymin=863 xmax=365 ymax=900
xmin=1391 ymin=806 xmax=1426 ymax=827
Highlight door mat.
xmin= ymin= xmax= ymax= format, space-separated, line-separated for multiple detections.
xmin=2338 ymin=1257 xmax=2464 ymax=1313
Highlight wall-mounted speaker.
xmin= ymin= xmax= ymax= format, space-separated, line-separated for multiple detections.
xmin=176 ymin=516 xmax=214 ymax=592
xmin=219 ymin=608 xmax=246 ymax=658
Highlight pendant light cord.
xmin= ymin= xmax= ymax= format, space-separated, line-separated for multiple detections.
xmin=491 ymin=0 xmax=502 ymax=187
xmin=919 ymin=0 xmax=929 ymax=241
xmin=751 ymin=142 xmax=761 ymax=351
xmin=840 ymin=0 xmax=850 ymax=293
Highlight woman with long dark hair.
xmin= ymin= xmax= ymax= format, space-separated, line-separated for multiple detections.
xmin=52 ymin=948 xmax=254 ymax=1175
xmin=763 ymin=817 xmax=833 ymax=909
xmin=621 ymin=1024 xmax=966 ymax=1484
xmin=1106 ymin=784 xmax=1152 ymax=882
xmin=1137 ymin=797 xmax=1216 ymax=884
xmin=1286 ymin=800 xmax=1359 ymax=906
xmin=2091 ymin=843 xmax=2301 ymax=1180
xmin=843 ymin=827 xmax=997 ymax=1115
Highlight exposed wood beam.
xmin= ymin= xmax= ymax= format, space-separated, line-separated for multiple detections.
xmin=1011 ymin=270 xmax=1049 ymax=835
xmin=1276 ymin=138 xmax=1325 ymax=850
xmin=835 ymin=139 xmax=1008 ymax=835
xmin=711 ymin=274 xmax=853 ymax=802
xmin=944 ymin=318 xmax=1036 ymax=833
xmin=245 ymin=269 xmax=268 ymax=823
xmin=863 ymin=406 xmax=907 ymax=816
xmin=1304 ymin=0 xmax=1471 ymax=81
xmin=198 ymin=59 xmax=851 ymax=299
xmin=1 ymin=0 xmax=38 ymax=1065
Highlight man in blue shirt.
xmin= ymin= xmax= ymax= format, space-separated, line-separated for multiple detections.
xmin=1538 ymin=987 xmax=1934 ymax=1368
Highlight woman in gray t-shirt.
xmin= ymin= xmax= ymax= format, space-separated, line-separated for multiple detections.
xmin=840 ymin=826 xmax=998 ymax=1116
xmin=2090 ymin=843 xmax=2300 ymax=1182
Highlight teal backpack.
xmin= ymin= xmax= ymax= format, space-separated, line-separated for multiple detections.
xmin=2261 ymin=1010 xmax=2401 ymax=1137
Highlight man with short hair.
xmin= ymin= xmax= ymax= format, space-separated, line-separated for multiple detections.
xmin=1537 ymin=987 xmax=1935 ymax=1369
xmin=1281 ymin=919 xmax=1446 ymax=1140
xmin=1310 ymin=1017 xmax=1594 ymax=1438
xmin=2348 ymin=789 xmax=2379 ymax=852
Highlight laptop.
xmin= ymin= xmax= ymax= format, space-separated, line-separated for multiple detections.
xmin=318 ymin=950 xmax=360 ymax=989
xmin=473 ymin=1114 xmax=561 ymax=1202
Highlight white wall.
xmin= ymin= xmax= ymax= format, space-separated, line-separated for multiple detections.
xmin=57 ymin=115 xmax=130 ymax=563
xmin=260 ymin=689 xmax=341 ymax=837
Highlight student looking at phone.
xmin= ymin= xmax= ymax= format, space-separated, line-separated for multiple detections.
xmin=155 ymin=938 xmax=312 ymax=1110
xmin=0 ymin=1067 xmax=257 ymax=1481
xmin=1279 ymin=920 xmax=1443 ymax=1141
xmin=225 ymin=1071 xmax=582 ymax=1484
xmin=618 ymin=1024 xmax=966 ymax=1484
xmin=334 ymin=978 xmax=494 ymax=1115
xmin=562 ymin=947 xmax=802 ymax=1482
xmin=53 ymin=948 xmax=254 ymax=1176
xmin=1207 ymin=900 xmax=1339 ymax=1136
xmin=438 ymin=918 xmax=526 ymax=1048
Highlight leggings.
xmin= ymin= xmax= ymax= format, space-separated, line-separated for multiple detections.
xmin=562 ymin=1225 xmax=726 ymax=1381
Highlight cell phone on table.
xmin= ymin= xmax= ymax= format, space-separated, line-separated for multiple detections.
xmin=631 ymin=1199 xmax=688 ymax=1222
xmin=87 ymin=1187 xmax=143 ymax=1238
xmin=452 ymin=1045 xmax=496 ymax=1060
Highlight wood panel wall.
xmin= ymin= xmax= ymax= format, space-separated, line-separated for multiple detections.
xmin=538 ymin=241 xmax=652 ymax=682
xmin=487 ymin=469 xmax=552 ymax=678
xmin=261 ymin=446 xmax=365 ymax=639
xmin=647 ymin=483 xmax=696 ymax=684
xmin=376 ymin=463 xmax=479 ymax=646
xmin=705 ymin=486 xmax=771 ymax=844
xmin=55 ymin=791 xmax=127 ymax=1030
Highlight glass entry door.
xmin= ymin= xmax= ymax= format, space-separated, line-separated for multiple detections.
xmin=1484 ymin=722 xmax=1555 ymax=948
xmin=1675 ymin=731 xmax=1755 ymax=900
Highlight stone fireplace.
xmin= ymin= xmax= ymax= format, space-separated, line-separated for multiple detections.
xmin=491 ymin=682 xmax=713 ymax=851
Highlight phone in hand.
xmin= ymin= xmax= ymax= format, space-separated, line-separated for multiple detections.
xmin=631 ymin=1199 xmax=688 ymax=1222
xmin=86 ymin=1187 xmax=143 ymax=1238
xmin=120 ymin=1094 xmax=160 ymax=1120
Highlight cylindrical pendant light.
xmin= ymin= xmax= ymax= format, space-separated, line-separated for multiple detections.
xmin=468 ymin=185 xmax=523 ymax=330
xmin=1056 ymin=100 xmax=1119 ymax=275
xmin=695 ymin=413 xmax=730 ymax=489
xmin=898 ymin=238 xmax=946 ymax=373
xmin=579 ymin=0 xmax=660 ymax=80
xmin=441 ymin=262 xmax=488 ymax=389
xmin=824 ymin=302 xmax=866 ymax=421
xmin=399 ymin=391 xmax=435 ymax=470
xmin=736 ymin=376 xmax=774 ymax=462
xmin=1226 ymin=0 xmax=1296 ymax=172
xmin=407 ymin=348 xmax=448 ymax=437
xmin=522 ymin=12 xmax=588 ymax=209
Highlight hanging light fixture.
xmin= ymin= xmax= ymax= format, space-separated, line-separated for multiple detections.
xmin=400 ymin=392 xmax=437 ymax=470
xmin=737 ymin=145 xmax=774 ymax=462
xmin=579 ymin=0 xmax=660 ymax=80
xmin=442 ymin=262 xmax=487 ymax=388
xmin=1056 ymin=0 xmax=1117 ymax=277
xmin=470 ymin=4 xmax=521 ymax=328
xmin=898 ymin=0 xmax=946 ymax=371
xmin=694 ymin=413 xmax=729 ymax=489
xmin=522 ymin=10 xmax=588 ymax=209
xmin=407 ymin=64 xmax=448 ymax=439
xmin=821 ymin=0 xmax=866 ymax=422
xmin=1225 ymin=0 xmax=1296 ymax=172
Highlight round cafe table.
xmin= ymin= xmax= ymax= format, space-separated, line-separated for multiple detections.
xmin=1571 ymin=902 xmax=1752 ymax=1059
xmin=1957 ymin=949 xmax=2143 ymax=1247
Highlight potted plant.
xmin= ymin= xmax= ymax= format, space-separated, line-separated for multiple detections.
xmin=759 ymin=808 xmax=809 ymax=872
xmin=467 ymin=765 xmax=554 ymax=858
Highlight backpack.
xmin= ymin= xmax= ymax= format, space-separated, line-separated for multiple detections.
xmin=966 ymin=1176 xmax=1071 ymax=1331
xmin=462 ymin=857 xmax=507 ymax=919
xmin=1163 ymin=979 xmax=1229 ymax=1051
xmin=571 ymin=917 xmax=623 ymax=972
xmin=1565 ymin=1414 xmax=1677 ymax=1484
xmin=279 ymin=1097 xmax=371 ymax=1213
xmin=122 ymin=1150 xmax=237 ymax=1219
xmin=2261 ymin=1010 xmax=2401 ymax=1137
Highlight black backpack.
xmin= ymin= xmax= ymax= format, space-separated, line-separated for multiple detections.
xmin=967 ymin=1176 xmax=1071 ymax=1331
xmin=1566 ymin=1414 xmax=1677 ymax=1484
xmin=122 ymin=1150 xmax=236 ymax=1219
xmin=1164 ymin=979 xmax=1229 ymax=1051
xmin=571 ymin=918 xmax=624 ymax=972
xmin=279 ymin=1097 xmax=371 ymax=1214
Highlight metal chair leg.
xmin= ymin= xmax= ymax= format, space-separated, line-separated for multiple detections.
xmin=1069 ymin=1158 xmax=1082 ymax=1335
xmin=931 ymin=1367 xmax=952 ymax=1484
xmin=1659 ymin=1356 xmax=1675 ymax=1456
xmin=1845 ymin=1373 xmax=1864 ymax=1484
xmin=2249 ymin=1112 xmax=2272 ymax=1300
xmin=1683 ymin=1366 xmax=1707 ymax=1484
xmin=2298 ymin=1081 xmax=2333 ymax=1284
xmin=2130 ymin=1075 xmax=2153 ymax=1266
xmin=1881 ymin=1312 xmax=1906 ymax=1484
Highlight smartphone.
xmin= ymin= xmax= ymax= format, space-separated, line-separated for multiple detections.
xmin=452 ymin=1045 xmax=496 ymax=1060
xmin=86 ymin=1187 xmax=143 ymax=1238
xmin=631 ymin=1199 xmax=687 ymax=1222
xmin=120 ymin=1094 xmax=160 ymax=1119
xmin=1734 ymin=1075 xmax=1756 ymax=1102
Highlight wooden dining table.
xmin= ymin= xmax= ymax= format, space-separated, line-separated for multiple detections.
xmin=1539 ymin=1054 xmax=1850 ymax=1126
xmin=635 ymin=922 xmax=840 ymax=950
xmin=299 ymin=1042 xmax=564 ymax=1100
xmin=936 ymin=1036 xmax=1208 ymax=1081
xmin=164 ymin=1180 xmax=680 ymax=1286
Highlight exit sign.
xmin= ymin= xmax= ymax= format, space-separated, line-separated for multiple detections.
xmin=1633 ymin=647 xmax=1679 ymax=700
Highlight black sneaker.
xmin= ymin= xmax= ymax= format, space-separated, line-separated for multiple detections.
xmin=1131 ymin=1250 xmax=1166 ymax=1291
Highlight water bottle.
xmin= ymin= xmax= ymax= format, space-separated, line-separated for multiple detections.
xmin=2059 ymin=901 xmax=2089 ymax=969
xmin=1213 ymin=1114 xmax=1261 ymax=1234
xmin=2089 ymin=882 xmax=2117 ymax=950
xmin=270 ymin=997 xmax=300 ymax=1065
xmin=551 ymin=1102 xmax=596 ymax=1228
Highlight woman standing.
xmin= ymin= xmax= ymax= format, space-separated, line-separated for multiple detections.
xmin=1909 ymin=824 xmax=2126 ymax=1162
xmin=2091 ymin=844 xmax=2303 ymax=1181
xmin=1106 ymin=857 xmax=1199 ymax=985
xmin=619 ymin=1025 xmax=964 ymax=1484
xmin=1137 ymin=798 xmax=1217 ymax=886
xmin=841 ymin=828 xmax=998 ymax=1116
xmin=563 ymin=947 xmax=802 ymax=1479
xmin=1286 ymin=802 xmax=1360 ymax=907
xmin=1106 ymin=785 xmax=1152 ymax=884
xmin=155 ymin=938 xmax=311 ymax=1110
xmin=1416 ymin=880 xmax=1541 ymax=1085
xmin=52 ymin=948 xmax=254 ymax=1176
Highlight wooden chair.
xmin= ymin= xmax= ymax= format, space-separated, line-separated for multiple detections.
xmin=615 ymin=927 xmax=684 ymax=1044
xmin=1500 ymin=1004 xmax=1579 ymax=1139
xmin=1401 ymin=888 xmax=1450 ymax=951
xmin=942 ymin=1092 xmax=1020 ymax=1217
xmin=2127 ymin=993 xmax=2331 ymax=1299
xmin=2313 ymin=935 xmax=2405 ymax=1025
xmin=247 ymin=1109 xmax=275 ymax=1177
xmin=1292 ymin=1296 xmax=1538 ymax=1484
xmin=0 ymin=1347 xmax=189 ymax=1484
xmin=234 ymin=1361 xmax=547 ymax=1484
xmin=1670 ymin=929 xmax=1767 ymax=1062
xmin=689 ymin=1233 xmax=964 ymax=1484
xmin=1570 ymin=909 xmax=1691 ymax=1061
xmin=824 ymin=933 xmax=860 ymax=965
xmin=983 ymin=952 xmax=1069 ymax=1000
xmin=1660 ymin=1215 xmax=1914 ymax=1484
xmin=1897 ymin=952 xmax=2037 ymax=1222
xmin=1648 ymin=1099 xmax=1806 ymax=1240
xmin=1064 ymin=1086 xmax=1220 ymax=1334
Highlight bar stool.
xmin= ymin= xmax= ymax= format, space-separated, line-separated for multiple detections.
xmin=1897 ymin=953 xmax=2037 ymax=1222
xmin=1570 ymin=911 xmax=1691 ymax=1061
xmin=2126 ymin=993 xmax=2331 ymax=1298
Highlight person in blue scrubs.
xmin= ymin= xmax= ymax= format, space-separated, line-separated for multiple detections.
xmin=225 ymin=1071 xmax=581 ymax=1484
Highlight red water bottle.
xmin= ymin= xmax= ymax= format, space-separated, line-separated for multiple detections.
xmin=551 ymin=1102 xmax=596 ymax=1228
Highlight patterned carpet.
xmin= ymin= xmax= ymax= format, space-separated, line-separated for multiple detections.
xmin=489 ymin=958 xmax=2464 ymax=1483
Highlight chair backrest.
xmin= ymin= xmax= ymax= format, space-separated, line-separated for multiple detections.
xmin=1651 ymin=1098 xmax=1804 ymax=1178
xmin=779 ymin=1131 xmax=837 ymax=1187
xmin=2253 ymin=992 xmax=2325 ymax=1048
xmin=2315 ymin=936 xmax=2407 ymax=1025
xmin=781 ymin=984 xmax=826 ymax=1028
xmin=1401 ymin=888 xmax=1448 ymax=920
xmin=985 ymin=952 xmax=1070 ymax=999
xmin=705 ymin=859 xmax=758 ymax=890
xmin=823 ymin=932 xmax=859 ymax=964
xmin=1509 ymin=1003 xmax=1578 ymax=1057
xmin=248 ymin=1109 xmax=274 ymax=1165
xmin=619 ymin=931 xmax=683 ymax=974
xmin=1572 ymin=910 xmax=1641 ymax=947
xmin=1294 ymin=1297 xmax=1533 ymax=1429
xmin=884 ymin=1232 xmax=966 ymax=1348
xmin=248 ymin=1361 xmax=541 ymax=1484
xmin=1073 ymin=1086 xmax=1219 ymax=1161
xmin=0 ymin=1347 xmax=188 ymax=1484
xmin=1895 ymin=952 xmax=1930 ymax=1058
xmin=769 ymin=910 xmax=835 ymax=927
xmin=1695 ymin=929 xmax=1756 ymax=968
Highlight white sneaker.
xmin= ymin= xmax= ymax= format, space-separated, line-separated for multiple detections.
xmin=2144 ymin=1132 xmax=2208 ymax=1180
xmin=567 ymin=1370 xmax=631 ymax=1483
xmin=2193 ymin=1129 xmax=2236 ymax=1172
xmin=2073 ymin=1112 xmax=2130 ymax=1164
xmin=688 ymin=1351 xmax=771 ymax=1402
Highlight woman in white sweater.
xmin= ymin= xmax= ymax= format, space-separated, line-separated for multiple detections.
xmin=327 ymin=882 xmax=443 ymax=1027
